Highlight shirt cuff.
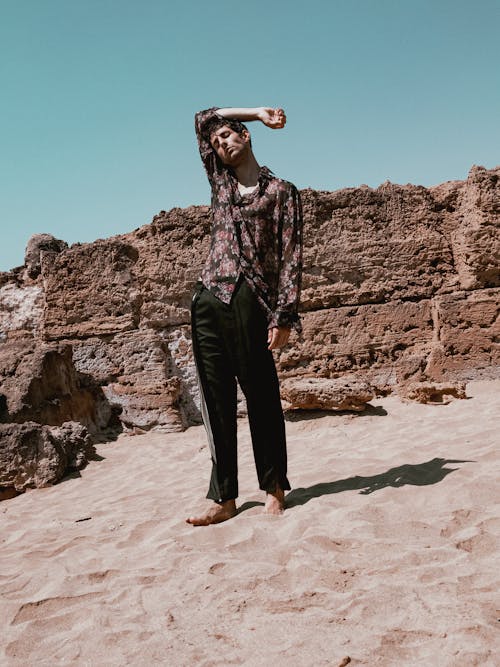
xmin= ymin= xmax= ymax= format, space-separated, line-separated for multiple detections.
xmin=268 ymin=310 xmax=302 ymax=333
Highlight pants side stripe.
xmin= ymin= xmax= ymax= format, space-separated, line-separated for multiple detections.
xmin=196 ymin=364 xmax=217 ymax=464
xmin=191 ymin=291 xmax=217 ymax=465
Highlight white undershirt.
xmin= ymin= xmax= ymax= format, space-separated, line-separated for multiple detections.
xmin=237 ymin=182 xmax=258 ymax=196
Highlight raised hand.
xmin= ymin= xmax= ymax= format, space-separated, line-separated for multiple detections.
xmin=259 ymin=107 xmax=287 ymax=129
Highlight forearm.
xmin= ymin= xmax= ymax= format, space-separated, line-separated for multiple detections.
xmin=216 ymin=107 xmax=264 ymax=122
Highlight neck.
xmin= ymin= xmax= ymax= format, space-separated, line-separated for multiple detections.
xmin=233 ymin=151 xmax=260 ymax=186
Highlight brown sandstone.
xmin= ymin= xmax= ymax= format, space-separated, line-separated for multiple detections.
xmin=277 ymin=299 xmax=435 ymax=390
xmin=426 ymin=288 xmax=500 ymax=380
xmin=42 ymin=240 xmax=142 ymax=339
xmin=0 ymin=166 xmax=498 ymax=490
xmin=299 ymin=182 xmax=457 ymax=311
xmin=445 ymin=166 xmax=500 ymax=290
xmin=0 ymin=343 xmax=115 ymax=435
xmin=24 ymin=233 xmax=68 ymax=280
xmin=398 ymin=381 xmax=467 ymax=404
xmin=280 ymin=376 xmax=375 ymax=411
xmin=0 ymin=420 xmax=93 ymax=492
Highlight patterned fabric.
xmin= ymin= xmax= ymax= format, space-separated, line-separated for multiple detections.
xmin=195 ymin=107 xmax=303 ymax=332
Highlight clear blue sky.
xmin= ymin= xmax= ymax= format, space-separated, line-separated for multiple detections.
xmin=1 ymin=0 xmax=499 ymax=271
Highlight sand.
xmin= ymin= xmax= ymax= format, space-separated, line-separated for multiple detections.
xmin=1 ymin=380 xmax=499 ymax=666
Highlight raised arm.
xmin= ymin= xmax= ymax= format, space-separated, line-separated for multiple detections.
xmin=194 ymin=106 xmax=287 ymax=186
xmin=194 ymin=107 xmax=224 ymax=187
xmin=217 ymin=107 xmax=287 ymax=129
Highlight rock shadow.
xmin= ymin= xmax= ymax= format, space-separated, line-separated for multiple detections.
xmin=76 ymin=371 xmax=124 ymax=444
xmin=285 ymin=403 xmax=388 ymax=422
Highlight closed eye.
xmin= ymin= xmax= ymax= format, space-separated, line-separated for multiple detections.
xmin=211 ymin=130 xmax=231 ymax=150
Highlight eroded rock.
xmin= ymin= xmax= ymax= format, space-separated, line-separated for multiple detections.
xmin=0 ymin=421 xmax=93 ymax=491
xmin=1 ymin=165 xmax=498 ymax=439
xmin=24 ymin=233 xmax=68 ymax=279
xmin=299 ymin=183 xmax=457 ymax=311
xmin=0 ymin=283 xmax=43 ymax=336
xmin=72 ymin=330 xmax=184 ymax=432
xmin=399 ymin=381 xmax=467 ymax=404
xmin=449 ymin=166 xmax=500 ymax=290
xmin=281 ymin=376 xmax=375 ymax=411
xmin=0 ymin=344 xmax=116 ymax=434
xmin=276 ymin=299 xmax=435 ymax=394
xmin=426 ymin=288 xmax=500 ymax=380
xmin=42 ymin=240 xmax=141 ymax=339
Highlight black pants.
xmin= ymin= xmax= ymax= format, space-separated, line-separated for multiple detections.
xmin=191 ymin=276 xmax=291 ymax=502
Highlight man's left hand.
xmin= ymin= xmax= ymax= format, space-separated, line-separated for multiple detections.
xmin=267 ymin=326 xmax=291 ymax=350
xmin=259 ymin=107 xmax=287 ymax=129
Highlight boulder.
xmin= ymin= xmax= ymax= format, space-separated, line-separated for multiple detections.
xmin=399 ymin=381 xmax=467 ymax=404
xmin=280 ymin=376 xmax=375 ymax=411
xmin=24 ymin=233 xmax=68 ymax=279
xmin=0 ymin=421 xmax=93 ymax=491
xmin=0 ymin=344 xmax=116 ymax=435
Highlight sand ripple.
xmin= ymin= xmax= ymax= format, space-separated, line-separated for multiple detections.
xmin=1 ymin=380 xmax=499 ymax=665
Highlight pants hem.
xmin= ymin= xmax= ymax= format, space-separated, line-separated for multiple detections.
xmin=206 ymin=493 xmax=238 ymax=504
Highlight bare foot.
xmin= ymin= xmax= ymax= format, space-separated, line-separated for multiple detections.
xmin=186 ymin=500 xmax=237 ymax=526
xmin=264 ymin=487 xmax=285 ymax=515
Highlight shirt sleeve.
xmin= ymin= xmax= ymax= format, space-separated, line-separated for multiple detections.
xmin=194 ymin=107 xmax=226 ymax=189
xmin=268 ymin=184 xmax=303 ymax=333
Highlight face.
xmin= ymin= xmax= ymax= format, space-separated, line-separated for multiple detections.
xmin=210 ymin=125 xmax=250 ymax=166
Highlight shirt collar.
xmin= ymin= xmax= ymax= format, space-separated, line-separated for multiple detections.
xmin=228 ymin=164 xmax=274 ymax=183
xmin=258 ymin=166 xmax=274 ymax=183
xmin=230 ymin=165 xmax=275 ymax=205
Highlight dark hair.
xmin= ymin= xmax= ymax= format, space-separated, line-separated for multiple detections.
xmin=202 ymin=116 xmax=250 ymax=146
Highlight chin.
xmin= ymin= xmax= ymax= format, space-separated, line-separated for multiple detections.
xmin=222 ymin=155 xmax=239 ymax=167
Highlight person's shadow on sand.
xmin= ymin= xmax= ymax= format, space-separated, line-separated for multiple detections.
xmin=285 ymin=458 xmax=473 ymax=507
xmin=237 ymin=458 xmax=473 ymax=513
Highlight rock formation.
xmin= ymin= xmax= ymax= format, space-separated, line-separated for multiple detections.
xmin=0 ymin=165 xmax=498 ymax=491
xmin=0 ymin=421 xmax=93 ymax=492
xmin=399 ymin=381 xmax=467 ymax=405
xmin=0 ymin=343 xmax=115 ymax=431
xmin=280 ymin=377 xmax=375 ymax=412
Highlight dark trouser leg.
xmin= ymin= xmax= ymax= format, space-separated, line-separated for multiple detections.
xmin=243 ymin=357 xmax=290 ymax=493
xmin=232 ymin=281 xmax=291 ymax=493
xmin=191 ymin=286 xmax=238 ymax=502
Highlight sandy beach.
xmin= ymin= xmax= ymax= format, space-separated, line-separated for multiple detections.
xmin=1 ymin=380 xmax=499 ymax=666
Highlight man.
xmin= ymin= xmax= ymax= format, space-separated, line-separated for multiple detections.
xmin=186 ymin=106 xmax=303 ymax=526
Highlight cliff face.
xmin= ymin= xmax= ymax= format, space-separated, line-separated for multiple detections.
xmin=1 ymin=166 xmax=499 ymax=442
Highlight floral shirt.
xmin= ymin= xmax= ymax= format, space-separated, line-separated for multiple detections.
xmin=195 ymin=107 xmax=303 ymax=332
